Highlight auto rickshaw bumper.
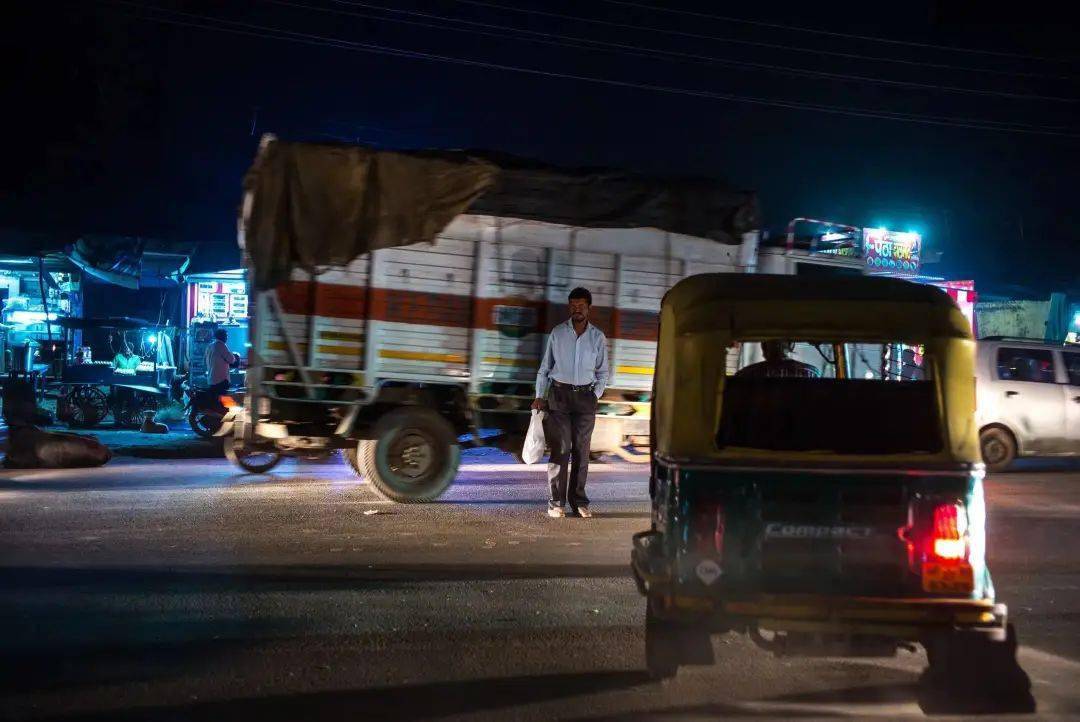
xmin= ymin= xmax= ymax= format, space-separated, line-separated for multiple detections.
xmin=631 ymin=530 xmax=1007 ymax=641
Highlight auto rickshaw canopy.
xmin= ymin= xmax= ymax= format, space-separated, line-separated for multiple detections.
xmin=653 ymin=273 xmax=979 ymax=466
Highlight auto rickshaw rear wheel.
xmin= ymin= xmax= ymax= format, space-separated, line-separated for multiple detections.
xmin=644 ymin=600 xmax=714 ymax=681
xmin=345 ymin=407 xmax=460 ymax=503
xmin=918 ymin=623 xmax=1034 ymax=715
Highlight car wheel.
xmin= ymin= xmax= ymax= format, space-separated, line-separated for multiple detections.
xmin=980 ymin=427 xmax=1017 ymax=472
xmin=350 ymin=407 xmax=460 ymax=503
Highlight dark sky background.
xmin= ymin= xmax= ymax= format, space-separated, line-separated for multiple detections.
xmin=4 ymin=1 xmax=1079 ymax=295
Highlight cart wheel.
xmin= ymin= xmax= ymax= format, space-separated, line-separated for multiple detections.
xmin=918 ymin=624 xmax=1034 ymax=715
xmin=980 ymin=427 xmax=1017 ymax=472
xmin=115 ymin=395 xmax=157 ymax=428
xmin=188 ymin=411 xmax=222 ymax=438
xmin=224 ymin=439 xmax=283 ymax=473
xmin=65 ymin=386 xmax=109 ymax=428
xmin=348 ymin=407 xmax=460 ymax=502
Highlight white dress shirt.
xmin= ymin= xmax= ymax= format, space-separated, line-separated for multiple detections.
xmin=535 ymin=320 xmax=610 ymax=399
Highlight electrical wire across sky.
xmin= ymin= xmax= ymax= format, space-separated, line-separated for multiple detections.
xmin=105 ymin=0 xmax=1080 ymax=138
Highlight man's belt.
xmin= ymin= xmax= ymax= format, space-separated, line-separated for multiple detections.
xmin=551 ymin=381 xmax=595 ymax=392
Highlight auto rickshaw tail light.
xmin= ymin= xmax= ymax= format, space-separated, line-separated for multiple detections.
xmin=930 ymin=502 xmax=968 ymax=561
xmin=693 ymin=503 xmax=725 ymax=557
xmin=900 ymin=499 xmax=970 ymax=572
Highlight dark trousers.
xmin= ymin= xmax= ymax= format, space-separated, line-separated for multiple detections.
xmin=544 ymin=383 xmax=597 ymax=510
xmin=207 ymin=380 xmax=230 ymax=395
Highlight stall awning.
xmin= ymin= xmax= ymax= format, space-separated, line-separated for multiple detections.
xmin=66 ymin=235 xmax=193 ymax=289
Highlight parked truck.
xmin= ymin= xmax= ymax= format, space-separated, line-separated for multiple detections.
xmin=220 ymin=137 xmax=760 ymax=501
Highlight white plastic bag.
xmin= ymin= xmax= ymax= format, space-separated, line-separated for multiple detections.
xmin=522 ymin=409 xmax=547 ymax=464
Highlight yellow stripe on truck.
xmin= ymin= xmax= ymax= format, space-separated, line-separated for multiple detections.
xmin=481 ymin=356 xmax=536 ymax=367
xmin=616 ymin=365 xmax=655 ymax=375
xmin=316 ymin=344 xmax=364 ymax=356
xmin=378 ymin=349 xmax=466 ymax=364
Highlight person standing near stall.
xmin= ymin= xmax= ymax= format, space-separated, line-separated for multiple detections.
xmin=532 ymin=287 xmax=609 ymax=519
xmin=205 ymin=328 xmax=239 ymax=394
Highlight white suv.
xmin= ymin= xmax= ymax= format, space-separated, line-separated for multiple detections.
xmin=976 ymin=338 xmax=1080 ymax=470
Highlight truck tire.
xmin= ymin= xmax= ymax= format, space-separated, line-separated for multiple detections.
xmin=980 ymin=427 xmax=1016 ymax=472
xmin=348 ymin=407 xmax=460 ymax=502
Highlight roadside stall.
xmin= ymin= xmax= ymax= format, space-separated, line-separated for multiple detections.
xmin=181 ymin=269 xmax=248 ymax=389
xmin=54 ymin=317 xmax=177 ymax=428
xmin=754 ymin=218 xmax=977 ymax=378
xmin=0 ymin=252 xmax=82 ymax=378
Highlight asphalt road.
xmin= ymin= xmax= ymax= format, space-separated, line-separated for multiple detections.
xmin=1 ymin=448 xmax=1079 ymax=720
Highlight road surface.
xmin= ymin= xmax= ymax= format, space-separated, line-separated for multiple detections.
xmin=1 ymin=449 xmax=1079 ymax=720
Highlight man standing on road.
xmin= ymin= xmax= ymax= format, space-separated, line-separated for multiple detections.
xmin=533 ymin=287 xmax=609 ymax=519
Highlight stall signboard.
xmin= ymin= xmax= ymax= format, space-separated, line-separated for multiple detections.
xmin=863 ymin=228 xmax=921 ymax=273
xmin=192 ymin=279 xmax=248 ymax=320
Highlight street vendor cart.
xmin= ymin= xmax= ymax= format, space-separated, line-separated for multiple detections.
xmin=54 ymin=317 xmax=177 ymax=428
xmin=631 ymin=273 xmax=1033 ymax=714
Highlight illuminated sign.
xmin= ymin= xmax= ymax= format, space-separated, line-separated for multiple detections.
xmin=863 ymin=228 xmax=921 ymax=273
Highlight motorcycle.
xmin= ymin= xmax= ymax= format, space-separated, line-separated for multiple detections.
xmin=184 ymin=380 xmax=232 ymax=438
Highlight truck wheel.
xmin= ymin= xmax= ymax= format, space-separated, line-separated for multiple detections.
xmin=918 ymin=624 xmax=1034 ymax=715
xmin=350 ymin=407 xmax=460 ymax=502
xmin=980 ymin=427 xmax=1016 ymax=472
xmin=224 ymin=439 xmax=283 ymax=474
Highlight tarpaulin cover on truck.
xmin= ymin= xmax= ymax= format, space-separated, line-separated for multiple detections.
xmin=243 ymin=139 xmax=759 ymax=291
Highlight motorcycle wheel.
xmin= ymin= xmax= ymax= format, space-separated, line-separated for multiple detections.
xmin=224 ymin=439 xmax=283 ymax=473
xmin=188 ymin=411 xmax=222 ymax=438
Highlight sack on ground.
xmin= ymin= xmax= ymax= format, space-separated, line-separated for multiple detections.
xmin=522 ymin=410 xmax=546 ymax=465
xmin=3 ymin=425 xmax=112 ymax=469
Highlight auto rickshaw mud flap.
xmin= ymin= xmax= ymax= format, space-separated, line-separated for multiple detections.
xmin=917 ymin=623 xmax=1035 ymax=715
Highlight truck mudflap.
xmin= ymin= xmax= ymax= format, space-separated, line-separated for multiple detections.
xmin=631 ymin=530 xmax=1007 ymax=639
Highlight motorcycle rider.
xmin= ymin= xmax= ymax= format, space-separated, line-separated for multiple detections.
xmin=205 ymin=328 xmax=239 ymax=394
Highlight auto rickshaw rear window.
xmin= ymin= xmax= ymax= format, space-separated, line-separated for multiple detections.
xmin=716 ymin=341 xmax=942 ymax=454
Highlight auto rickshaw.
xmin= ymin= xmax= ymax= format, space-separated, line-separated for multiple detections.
xmin=631 ymin=273 xmax=1033 ymax=714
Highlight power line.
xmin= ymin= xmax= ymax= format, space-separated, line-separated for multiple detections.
xmin=445 ymin=0 xmax=1074 ymax=81
xmin=599 ymin=0 xmax=1078 ymax=64
xmin=286 ymin=0 xmax=1079 ymax=102
xmin=104 ymin=2 xmax=1080 ymax=137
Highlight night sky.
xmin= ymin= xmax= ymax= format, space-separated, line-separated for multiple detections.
xmin=5 ymin=1 xmax=1079 ymax=294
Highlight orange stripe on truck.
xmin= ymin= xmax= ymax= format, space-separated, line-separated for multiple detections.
xmin=271 ymin=282 xmax=660 ymax=341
